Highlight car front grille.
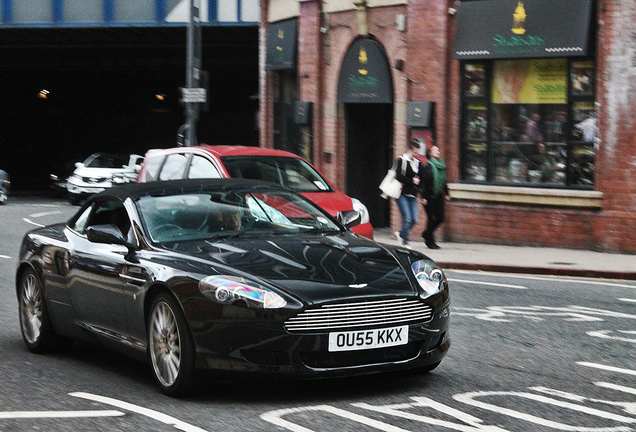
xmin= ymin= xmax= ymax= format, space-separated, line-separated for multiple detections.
xmin=83 ymin=177 xmax=107 ymax=184
xmin=284 ymin=298 xmax=433 ymax=333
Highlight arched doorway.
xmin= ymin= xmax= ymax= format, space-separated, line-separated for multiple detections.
xmin=337 ymin=38 xmax=394 ymax=228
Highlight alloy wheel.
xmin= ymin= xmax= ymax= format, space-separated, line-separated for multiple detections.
xmin=149 ymin=300 xmax=182 ymax=388
xmin=20 ymin=272 xmax=43 ymax=345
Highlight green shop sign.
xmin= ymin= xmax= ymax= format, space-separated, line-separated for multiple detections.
xmin=338 ymin=39 xmax=393 ymax=104
xmin=454 ymin=0 xmax=593 ymax=60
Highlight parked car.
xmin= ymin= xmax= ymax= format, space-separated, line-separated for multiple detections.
xmin=67 ymin=153 xmax=143 ymax=204
xmin=16 ymin=178 xmax=450 ymax=395
xmin=0 ymin=169 xmax=9 ymax=204
xmin=49 ymin=158 xmax=82 ymax=198
xmin=137 ymin=145 xmax=373 ymax=239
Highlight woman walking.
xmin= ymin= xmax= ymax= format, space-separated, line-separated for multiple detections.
xmin=394 ymin=140 xmax=426 ymax=248
xmin=420 ymin=145 xmax=450 ymax=249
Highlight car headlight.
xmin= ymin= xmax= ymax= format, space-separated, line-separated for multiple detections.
xmin=411 ymin=259 xmax=445 ymax=297
xmin=199 ymin=275 xmax=287 ymax=309
xmin=351 ymin=198 xmax=370 ymax=224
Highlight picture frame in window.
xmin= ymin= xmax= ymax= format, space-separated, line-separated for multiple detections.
xmin=464 ymin=63 xmax=487 ymax=97
xmin=570 ymin=60 xmax=594 ymax=96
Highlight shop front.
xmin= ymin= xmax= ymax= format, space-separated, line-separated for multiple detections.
xmin=446 ymin=0 xmax=623 ymax=250
xmin=454 ymin=0 xmax=595 ymax=189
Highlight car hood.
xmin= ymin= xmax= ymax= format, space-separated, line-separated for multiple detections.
xmin=162 ymin=233 xmax=418 ymax=305
xmin=300 ymin=191 xmax=352 ymax=217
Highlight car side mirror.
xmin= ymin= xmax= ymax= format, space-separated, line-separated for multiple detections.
xmin=337 ymin=210 xmax=361 ymax=229
xmin=87 ymin=224 xmax=128 ymax=245
xmin=75 ymin=162 xmax=84 ymax=168
xmin=86 ymin=225 xmax=139 ymax=260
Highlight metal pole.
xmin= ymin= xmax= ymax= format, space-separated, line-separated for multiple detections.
xmin=184 ymin=0 xmax=201 ymax=147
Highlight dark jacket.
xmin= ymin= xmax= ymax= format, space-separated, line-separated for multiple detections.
xmin=395 ymin=156 xmax=425 ymax=197
xmin=420 ymin=161 xmax=449 ymax=201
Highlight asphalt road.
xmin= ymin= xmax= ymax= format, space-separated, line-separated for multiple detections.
xmin=1 ymin=197 xmax=635 ymax=432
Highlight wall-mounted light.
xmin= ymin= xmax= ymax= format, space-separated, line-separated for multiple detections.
xmin=155 ymin=94 xmax=166 ymax=101
xmin=38 ymin=89 xmax=50 ymax=99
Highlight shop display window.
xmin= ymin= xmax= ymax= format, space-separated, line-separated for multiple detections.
xmin=460 ymin=58 xmax=596 ymax=188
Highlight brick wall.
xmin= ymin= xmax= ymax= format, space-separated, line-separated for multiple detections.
xmin=264 ymin=0 xmax=636 ymax=253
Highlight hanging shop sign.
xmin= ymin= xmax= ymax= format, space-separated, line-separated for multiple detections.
xmin=337 ymin=38 xmax=393 ymax=103
xmin=453 ymin=0 xmax=593 ymax=60
xmin=266 ymin=19 xmax=297 ymax=70
xmin=406 ymin=102 xmax=435 ymax=127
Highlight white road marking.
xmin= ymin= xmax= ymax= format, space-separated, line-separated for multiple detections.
xmin=29 ymin=210 xmax=63 ymax=218
xmin=0 ymin=410 xmax=123 ymax=419
xmin=353 ymin=397 xmax=508 ymax=431
xmin=70 ymin=392 xmax=209 ymax=432
xmin=454 ymin=305 xmax=636 ymax=323
xmin=587 ymin=330 xmax=636 ymax=344
xmin=454 ymin=390 xmax=636 ymax=429
xmin=619 ymin=298 xmax=636 ymax=303
xmin=595 ymin=382 xmax=636 ymax=396
xmin=261 ymin=405 xmax=412 ymax=432
xmin=447 ymin=278 xmax=527 ymax=289
xmin=578 ymin=362 xmax=636 ymax=376
xmin=22 ymin=218 xmax=45 ymax=227
xmin=0 ymin=255 xmax=10 ymax=259
xmin=447 ymin=270 xmax=636 ymax=289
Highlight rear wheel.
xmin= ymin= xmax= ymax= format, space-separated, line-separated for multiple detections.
xmin=0 ymin=187 xmax=7 ymax=204
xmin=148 ymin=293 xmax=196 ymax=396
xmin=18 ymin=268 xmax=68 ymax=352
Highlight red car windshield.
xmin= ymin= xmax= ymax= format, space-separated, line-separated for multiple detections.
xmin=220 ymin=156 xmax=334 ymax=193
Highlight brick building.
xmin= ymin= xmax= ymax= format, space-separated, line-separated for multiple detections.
xmin=259 ymin=0 xmax=636 ymax=253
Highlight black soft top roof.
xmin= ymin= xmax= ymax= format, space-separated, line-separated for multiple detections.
xmin=89 ymin=179 xmax=288 ymax=202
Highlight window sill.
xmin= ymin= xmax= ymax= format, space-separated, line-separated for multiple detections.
xmin=448 ymin=183 xmax=603 ymax=209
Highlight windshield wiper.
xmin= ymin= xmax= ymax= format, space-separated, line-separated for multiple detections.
xmin=209 ymin=230 xmax=244 ymax=240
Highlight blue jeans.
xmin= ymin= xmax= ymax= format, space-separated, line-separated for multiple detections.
xmin=396 ymin=194 xmax=419 ymax=244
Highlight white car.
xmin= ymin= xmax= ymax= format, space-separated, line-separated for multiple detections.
xmin=66 ymin=153 xmax=143 ymax=204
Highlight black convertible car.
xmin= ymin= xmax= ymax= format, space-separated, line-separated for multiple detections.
xmin=16 ymin=179 xmax=450 ymax=395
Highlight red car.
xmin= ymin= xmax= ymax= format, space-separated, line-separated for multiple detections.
xmin=137 ymin=145 xmax=373 ymax=238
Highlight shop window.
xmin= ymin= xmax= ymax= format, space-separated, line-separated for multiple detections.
xmin=460 ymin=58 xmax=596 ymax=188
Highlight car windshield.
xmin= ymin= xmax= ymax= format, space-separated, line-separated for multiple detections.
xmin=84 ymin=154 xmax=131 ymax=169
xmin=137 ymin=188 xmax=342 ymax=243
xmin=221 ymin=156 xmax=333 ymax=192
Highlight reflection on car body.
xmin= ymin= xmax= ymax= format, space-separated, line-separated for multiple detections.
xmin=16 ymin=179 xmax=449 ymax=396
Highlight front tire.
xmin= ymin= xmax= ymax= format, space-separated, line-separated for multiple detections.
xmin=18 ymin=268 xmax=67 ymax=352
xmin=148 ymin=293 xmax=196 ymax=396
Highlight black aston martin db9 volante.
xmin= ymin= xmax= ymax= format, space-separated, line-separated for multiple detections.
xmin=16 ymin=179 xmax=450 ymax=395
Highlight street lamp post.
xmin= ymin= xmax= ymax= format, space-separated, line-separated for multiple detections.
xmin=181 ymin=0 xmax=204 ymax=147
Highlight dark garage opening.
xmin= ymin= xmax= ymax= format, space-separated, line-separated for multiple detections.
xmin=0 ymin=27 xmax=259 ymax=191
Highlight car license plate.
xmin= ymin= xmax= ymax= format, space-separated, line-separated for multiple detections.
xmin=328 ymin=325 xmax=408 ymax=352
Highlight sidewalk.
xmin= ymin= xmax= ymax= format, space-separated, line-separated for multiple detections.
xmin=373 ymin=228 xmax=636 ymax=280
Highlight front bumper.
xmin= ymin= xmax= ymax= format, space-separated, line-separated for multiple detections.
xmin=192 ymin=299 xmax=450 ymax=377
xmin=67 ymin=182 xmax=107 ymax=196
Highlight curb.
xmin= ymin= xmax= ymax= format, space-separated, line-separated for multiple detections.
xmin=436 ymin=262 xmax=636 ymax=281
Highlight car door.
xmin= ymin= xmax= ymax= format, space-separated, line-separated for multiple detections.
xmin=66 ymin=198 xmax=140 ymax=339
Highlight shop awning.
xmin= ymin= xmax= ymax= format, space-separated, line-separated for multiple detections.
xmin=453 ymin=0 xmax=594 ymax=60
xmin=266 ymin=18 xmax=297 ymax=70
